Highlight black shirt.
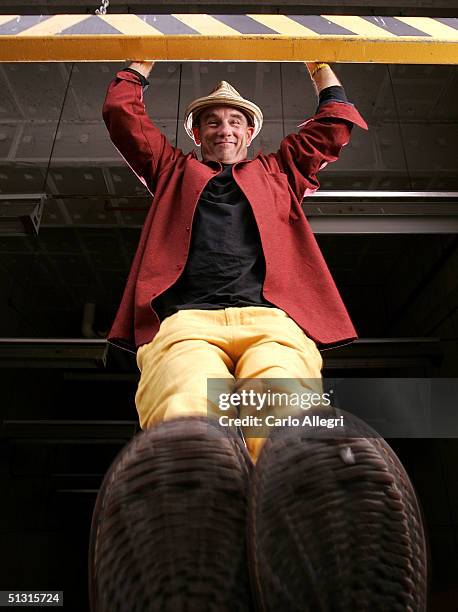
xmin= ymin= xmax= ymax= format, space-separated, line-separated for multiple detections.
xmin=154 ymin=163 xmax=274 ymax=319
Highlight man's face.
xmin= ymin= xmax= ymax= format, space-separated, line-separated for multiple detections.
xmin=192 ymin=106 xmax=255 ymax=165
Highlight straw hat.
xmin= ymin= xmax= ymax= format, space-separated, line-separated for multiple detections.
xmin=184 ymin=80 xmax=263 ymax=143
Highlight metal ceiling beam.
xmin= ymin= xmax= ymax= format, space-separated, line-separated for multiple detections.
xmin=0 ymin=337 xmax=108 ymax=368
xmin=42 ymin=190 xmax=458 ymax=202
xmin=38 ymin=190 xmax=458 ymax=233
xmin=0 ymin=337 xmax=443 ymax=370
xmin=0 ymin=14 xmax=457 ymax=63
xmin=306 ymin=190 xmax=458 ymax=232
xmin=2 ymin=419 xmax=137 ymax=440
xmin=309 ymin=215 xmax=458 ymax=234
xmin=2 ymin=192 xmax=458 ymax=233
xmin=35 ymin=217 xmax=458 ymax=233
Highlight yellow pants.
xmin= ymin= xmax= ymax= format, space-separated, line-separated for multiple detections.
xmin=135 ymin=307 xmax=323 ymax=461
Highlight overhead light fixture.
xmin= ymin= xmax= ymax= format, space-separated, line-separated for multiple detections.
xmin=0 ymin=193 xmax=45 ymax=236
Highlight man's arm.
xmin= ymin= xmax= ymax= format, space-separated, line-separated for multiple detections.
xmin=271 ymin=62 xmax=368 ymax=200
xmin=102 ymin=60 xmax=179 ymax=195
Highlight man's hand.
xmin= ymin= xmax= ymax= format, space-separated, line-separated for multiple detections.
xmin=128 ymin=61 xmax=155 ymax=79
xmin=305 ymin=62 xmax=341 ymax=94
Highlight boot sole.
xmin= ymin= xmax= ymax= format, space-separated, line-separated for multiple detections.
xmin=249 ymin=416 xmax=428 ymax=611
xmin=89 ymin=417 xmax=254 ymax=612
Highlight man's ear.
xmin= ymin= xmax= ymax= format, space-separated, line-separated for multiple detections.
xmin=246 ymin=126 xmax=255 ymax=147
xmin=192 ymin=126 xmax=201 ymax=145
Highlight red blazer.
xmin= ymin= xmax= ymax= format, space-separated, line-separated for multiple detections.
xmin=103 ymin=70 xmax=368 ymax=353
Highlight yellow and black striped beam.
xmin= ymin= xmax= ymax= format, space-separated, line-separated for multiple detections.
xmin=0 ymin=14 xmax=457 ymax=63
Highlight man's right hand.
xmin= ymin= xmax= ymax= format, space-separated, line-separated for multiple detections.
xmin=128 ymin=61 xmax=155 ymax=79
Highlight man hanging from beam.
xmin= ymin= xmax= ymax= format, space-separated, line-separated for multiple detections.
xmin=89 ymin=61 xmax=426 ymax=611
xmin=102 ymin=59 xmax=367 ymax=451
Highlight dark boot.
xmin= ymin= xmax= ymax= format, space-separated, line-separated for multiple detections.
xmin=89 ymin=417 xmax=254 ymax=612
xmin=248 ymin=411 xmax=428 ymax=612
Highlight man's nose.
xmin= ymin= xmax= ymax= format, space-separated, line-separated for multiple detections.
xmin=217 ymin=121 xmax=233 ymax=135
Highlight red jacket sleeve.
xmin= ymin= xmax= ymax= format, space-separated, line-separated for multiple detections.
xmin=102 ymin=70 xmax=183 ymax=195
xmin=272 ymin=102 xmax=368 ymax=202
